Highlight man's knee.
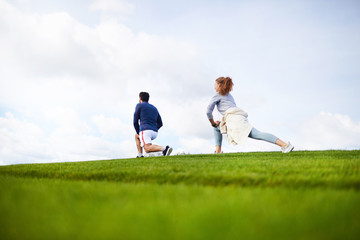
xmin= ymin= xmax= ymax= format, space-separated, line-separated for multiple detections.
xmin=144 ymin=144 xmax=152 ymax=153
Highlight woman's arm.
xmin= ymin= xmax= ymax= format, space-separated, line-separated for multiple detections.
xmin=207 ymin=95 xmax=221 ymax=127
xmin=206 ymin=95 xmax=219 ymax=120
xmin=209 ymin=119 xmax=220 ymax=127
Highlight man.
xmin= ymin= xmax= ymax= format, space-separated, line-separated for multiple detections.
xmin=133 ymin=92 xmax=172 ymax=157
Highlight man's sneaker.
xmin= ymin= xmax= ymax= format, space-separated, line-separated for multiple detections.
xmin=163 ymin=146 xmax=173 ymax=156
xmin=136 ymin=155 xmax=144 ymax=158
xmin=282 ymin=142 xmax=294 ymax=153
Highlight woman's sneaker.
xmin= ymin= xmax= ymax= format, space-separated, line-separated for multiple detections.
xmin=282 ymin=142 xmax=294 ymax=153
xmin=163 ymin=146 xmax=173 ymax=156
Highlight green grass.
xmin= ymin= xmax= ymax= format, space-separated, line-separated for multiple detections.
xmin=1 ymin=150 xmax=360 ymax=240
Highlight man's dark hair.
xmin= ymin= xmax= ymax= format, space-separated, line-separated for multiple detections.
xmin=139 ymin=92 xmax=150 ymax=102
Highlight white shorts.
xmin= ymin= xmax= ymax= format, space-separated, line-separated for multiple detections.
xmin=140 ymin=130 xmax=158 ymax=145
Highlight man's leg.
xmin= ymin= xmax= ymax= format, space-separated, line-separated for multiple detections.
xmin=135 ymin=134 xmax=143 ymax=157
xmin=144 ymin=143 xmax=163 ymax=153
xmin=141 ymin=130 xmax=163 ymax=153
xmin=141 ymin=130 xmax=172 ymax=156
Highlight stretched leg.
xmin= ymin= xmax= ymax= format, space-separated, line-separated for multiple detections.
xmin=144 ymin=143 xmax=163 ymax=153
xmin=214 ymin=126 xmax=223 ymax=153
xmin=141 ymin=130 xmax=172 ymax=156
xmin=249 ymin=128 xmax=287 ymax=147
xmin=275 ymin=139 xmax=287 ymax=148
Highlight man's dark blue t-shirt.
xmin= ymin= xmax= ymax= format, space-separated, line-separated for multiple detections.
xmin=133 ymin=102 xmax=163 ymax=134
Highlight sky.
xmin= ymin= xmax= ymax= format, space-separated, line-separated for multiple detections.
xmin=0 ymin=0 xmax=359 ymax=165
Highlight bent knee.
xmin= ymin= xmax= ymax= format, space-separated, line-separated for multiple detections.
xmin=143 ymin=144 xmax=152 ymax=153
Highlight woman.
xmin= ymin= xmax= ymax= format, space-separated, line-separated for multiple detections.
xmin=206 ymin=77 xmax=294 ymax=153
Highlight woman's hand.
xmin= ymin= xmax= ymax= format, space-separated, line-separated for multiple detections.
xmin=209 ymin=119 xmax=220 ymax=127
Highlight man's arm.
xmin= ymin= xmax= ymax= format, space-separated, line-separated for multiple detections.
xmin=157 ymin=113 xmax=163 ymax=130
xmin=133 ymin=104 xmax=141 ymax=134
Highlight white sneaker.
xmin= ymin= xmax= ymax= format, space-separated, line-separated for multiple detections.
xmin=144 ymin=151 xmax=162 ymax=157
xmin=282 ymin=142 xmax=294 ymax=153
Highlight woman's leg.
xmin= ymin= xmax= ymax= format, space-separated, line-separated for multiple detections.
xmin=214 ymin=126 xmax=223 ymax=153
xmin=249 ymin=128 xmax=287 ymax=147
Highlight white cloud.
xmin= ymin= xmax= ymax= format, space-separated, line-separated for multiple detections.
xmin=159 ymin=98 xmax=212 ymax=139
xmin=0 ymin=112 xmax=52 ymax=165
xmin=0 ymin=4 xmax=99 ymax=78
xmin=296 ymin=112 xmax=360 ymax=150
xmin=1 ymin=0 xmax=206 ymax=93
xmin=0 ymin=111 xmax=135 ymax=165
xmin=92 ymin=114 xmax=133 ymax=140
xmin=0 ymin=4 xmax=207 ymax=130
xmin=46 ymin=109 xmax=135 ymax=161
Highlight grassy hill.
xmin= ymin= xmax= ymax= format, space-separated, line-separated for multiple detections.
xmin=1 ymin=150 xmax=359 ymax=240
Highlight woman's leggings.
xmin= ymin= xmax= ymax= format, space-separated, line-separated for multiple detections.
xmin=213 ymin=127 xmax=278 ymax=146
